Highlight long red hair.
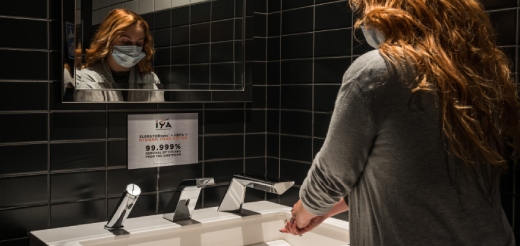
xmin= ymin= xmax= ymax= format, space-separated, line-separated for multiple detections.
xmin=84 ymin=9 xmax=154 ymax=73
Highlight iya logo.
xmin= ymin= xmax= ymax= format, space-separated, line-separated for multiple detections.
xmin=156 ymin=119 xmax=172 ymax=129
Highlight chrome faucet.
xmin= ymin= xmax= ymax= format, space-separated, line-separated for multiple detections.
xmin=163 ymin=177 xmax=215 ymax=222
xmin=217 ymin=173 xmax=294 ymax=213
xmin=105 ymin=184 xmax=141 ymax=230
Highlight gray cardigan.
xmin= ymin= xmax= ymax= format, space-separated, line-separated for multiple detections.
xmin=300 ymin=50 xmax=514 ymax=245
xmin=75 ymin=60 xmax=164 ymax=102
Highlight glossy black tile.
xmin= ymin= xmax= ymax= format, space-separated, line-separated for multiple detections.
xmin=50 ymin=200 xmax=106 ymax=228
xmin=281 ymin=0 xmax=313 ymax=10
xmin=0 ymin=18 xmax=47 ymax=49
xmin=190 ymin=65 xmax=210 ymax=84
xmin=51 ymin=142 xmax=106 ymax=171
xmin=254 ymin=14 xmax=267 ymax=37
xmin=268 ymin=0 xmax=281 ymax=12
xmin=280 ymin=110 xmax=312 ymax=136
xmin=211 ymin=63 xmax=235 ymax=84
xmin=211 ymin=41 xmax=234 ymax=62
xmin=171 ymin=6 xmax=190 ymax=27
xmin=267 ymin=61 xmax=280 ymax=85
xmin=245 ymin=109 xmax=266 ymax=133
xmin=267 ymin=133 xmax=279 ymax=157
xmin=204 ymin=159 xmax=244 ymax=182
xmin=315 ymin=1 xmax=352 ymax=30
xmin=0 ymin=82 xmax=48 ymax=111
xmin=204 ymin=135 xmax=244 ymax=160
xmin=155 ymin=9 xmax=171 ymax=30
xmin=0 ymin=1 xmax=47 ymax=18
xmin=501 ymin=195 xmax=514 ymax=225
xmin=254 ymin=38 xmax=267 ymax=61
xmin=154 ymin=47 xmax=170 ymax=66
xmin=107 ymin=168 xmax=157 ymax=196
xmin=205 ymin=110 xmax=245 ymax=134
xmin=171 ymin=26 xmax=190 ymax=45
xmin=245 ymin=157 xmax=266 ymax=174
xmin=314 ymin=112 xmax=332 ymax=138
xmin=282 ymin=7 xmax=313 ymax=35
xmin=314 ymin=85 xmax=340 ymax=112
xmin=190 ymin=44 xmax=210 ymax=63
xmin=267 ymin=37 xmax=280 ymax=61
xmin=158 ymin=164 xmax=202 ymax=191
xmin=107 ymin=112 xmax=127 ymax=139
xmin=0 ymin=114 xmax=47 ymax=143
xmin=0 ymin=144 xmax=47 ymax=175
xmin=501 ymin=169 xmax=514 ymax=194
xmin=0 ymin=50 xmax=47 ymax=80
xmin=0 ymin=175 xmax=47 ymax=208
xmin=268 ymin=13 xmax=280 ymax=37
xmin=266 ymin=157 xmax=279 ymax=177
xmin=252 ymin=85 xmax=266 ymax=108
xmin=280 ymin=60 xmax=313 ymax=84
xmin=191 ymin=23 xmax=211 ymax=44
xmin=51 ymin=113 xmax=106 ymax=140
xmin=266 ymin=85 xmax=280 ymax=109
xmin=245 ymin=188 xmax=266 ymax=203
xmin=153 ymin=28 xmax=172 ymax=47
xmin=253 ymin=0 xmax=268 ymax=13
xmin=280 ymin=135 xmax=312 ymax=162
xmin=170 ymin=65 xmax=190 ymax=84
xmin=49 ymin=20 xmax=61 ymax=50
xmin=315 ymin=29 xmax=351 ymax=57
xmin=171 ymin=45 xmax=190 ymax=65
xmin=280 ymin=85 xmax=312 ymax=110
xmin=0 ymin=237 xmax=28 ymax=246
xmin=353 ymin=28 xmax=373 ymax=55
xmin=246 ymin=134 xmax=265 ymax=157
xmin=212 ymin=0 xmax=235 ymax=21
xmin=141 ymin=13 xmax=155 ymax=30
xmin=108 ymin=193 xmax=156 ymax=218
xmin=488 ymin=10 xmax=517 ymax=45
xmin=50 ymin=171 xmax=105 ymax=202
xmin=212 ymin=19 xmax=235 ymax=42
xmin=191 ymin=1 xmax=211 ymax=24
xmin=314 ymin=57 xmax=351 ymax=84
xmin=281 ymin=33 xmax=313 ymax=59
xmin=0 ymin=206 xmax=48 ymax=241
xmin=108 ymin=140 xmax=127 ymax=167
xmin=266 ymin=110 xmax=279 ymax=133
xmin=280 ymin=159 xmax=311 ymax=185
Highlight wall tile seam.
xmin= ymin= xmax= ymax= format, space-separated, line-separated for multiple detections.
xmin=203 ymin=156 xmax=246 ymax=163
xmin=0 ymin=111 xmax=49 ymax=114
xmin=155 ymin=61 xmax=243 ymax=66
xmin=0 ymin=47 xmax=49 ymax=52
xmin=0 ymin=15 xmax=48 ymax=21
xmin=0 ymin=80 xmax=50 ymax=83
xmin=279 ymin=133 xmax=313 ymax=139
xmin=485 ymin=8 xmax=518 ymax=13
xmin=0 ymin=203 xmax=49 ymax=212
xmin=0 ymin=172 xmax=49 ymax=179
xmin=0 ymin=237 xmax=28 ymax=244
xmin=277 ymin=157 xmax=312 ymax=165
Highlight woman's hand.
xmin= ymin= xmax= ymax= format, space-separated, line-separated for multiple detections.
xmin=281 ymin=200 xmax=317 ymax=235
xmin=280 ymin=198 xmax=349 ymax=236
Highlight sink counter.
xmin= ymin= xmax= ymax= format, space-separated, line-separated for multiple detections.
xmin=30 ymin=201 xmax=349 ymax=246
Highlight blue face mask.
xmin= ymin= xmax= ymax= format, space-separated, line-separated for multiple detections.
xmin=361 ymin=25 xmax=385 ymax=49
xmin=111 ymin=45 xmax=145 ymax=68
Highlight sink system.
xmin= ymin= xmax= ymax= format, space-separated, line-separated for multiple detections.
xmin=29 ymin=201 xmax=349 ymax=246
xmin=29 ymin=174 xmax=349 ymax=246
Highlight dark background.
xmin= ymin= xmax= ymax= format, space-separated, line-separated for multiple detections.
xmin=0 ymin=0 xmax=518 ymax=245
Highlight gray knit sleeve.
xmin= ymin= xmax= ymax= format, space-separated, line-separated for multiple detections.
xmin=299 ymin=52 xmax=383 ymax=216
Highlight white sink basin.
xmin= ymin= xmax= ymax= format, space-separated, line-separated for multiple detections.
xmin=30 ymin=201 xmax=349 ymax=246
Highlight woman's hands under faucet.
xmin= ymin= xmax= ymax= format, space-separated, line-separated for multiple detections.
xmin=280 ymin=198 xmax=349 ymax=236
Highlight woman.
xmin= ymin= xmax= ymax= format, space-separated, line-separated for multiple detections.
xmin=283 ymin=0 xmax=520 ymax=245
xmin=75 ymin=9 xmax=163 ymax=102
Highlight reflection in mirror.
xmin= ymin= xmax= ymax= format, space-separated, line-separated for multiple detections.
xmin=64 ymin=0 xmax=245 ymax=102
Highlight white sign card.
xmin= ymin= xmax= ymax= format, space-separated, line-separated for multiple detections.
xmin=127 ymin=113 xmax=198 ymax=169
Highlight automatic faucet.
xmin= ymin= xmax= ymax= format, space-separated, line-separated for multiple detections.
xmin=105 ymin=184 xmax=141 ymax=230
xmin=163 ymin=177 xmax=215 ymax=222
xmin=217 ymin=173 xmax=294 ymax=213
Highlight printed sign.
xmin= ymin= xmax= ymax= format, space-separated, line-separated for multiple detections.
xmin=128 ymin=113 xmax=198 ymax=169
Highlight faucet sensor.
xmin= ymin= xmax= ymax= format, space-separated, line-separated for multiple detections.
xmin=105 ymin=184 xmax=141 ymax=230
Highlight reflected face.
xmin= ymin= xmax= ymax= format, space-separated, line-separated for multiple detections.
xmin=112 ymin=23 xmax=145 ymax=48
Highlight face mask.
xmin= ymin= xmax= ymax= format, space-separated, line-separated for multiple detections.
xmin=111 ymin=45 xmax=145 ymax=68
xmin=361 ymin=25 xmax=385 ymax=49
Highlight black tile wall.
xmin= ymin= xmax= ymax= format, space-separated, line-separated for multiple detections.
xmin=0 ymin=1 xmax=269 ymax=243
xmin=1 ymin=0 xmax=518 ymax=244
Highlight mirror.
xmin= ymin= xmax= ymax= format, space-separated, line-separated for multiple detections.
xmin=63 ymin=0 xmax=249 ymax=102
